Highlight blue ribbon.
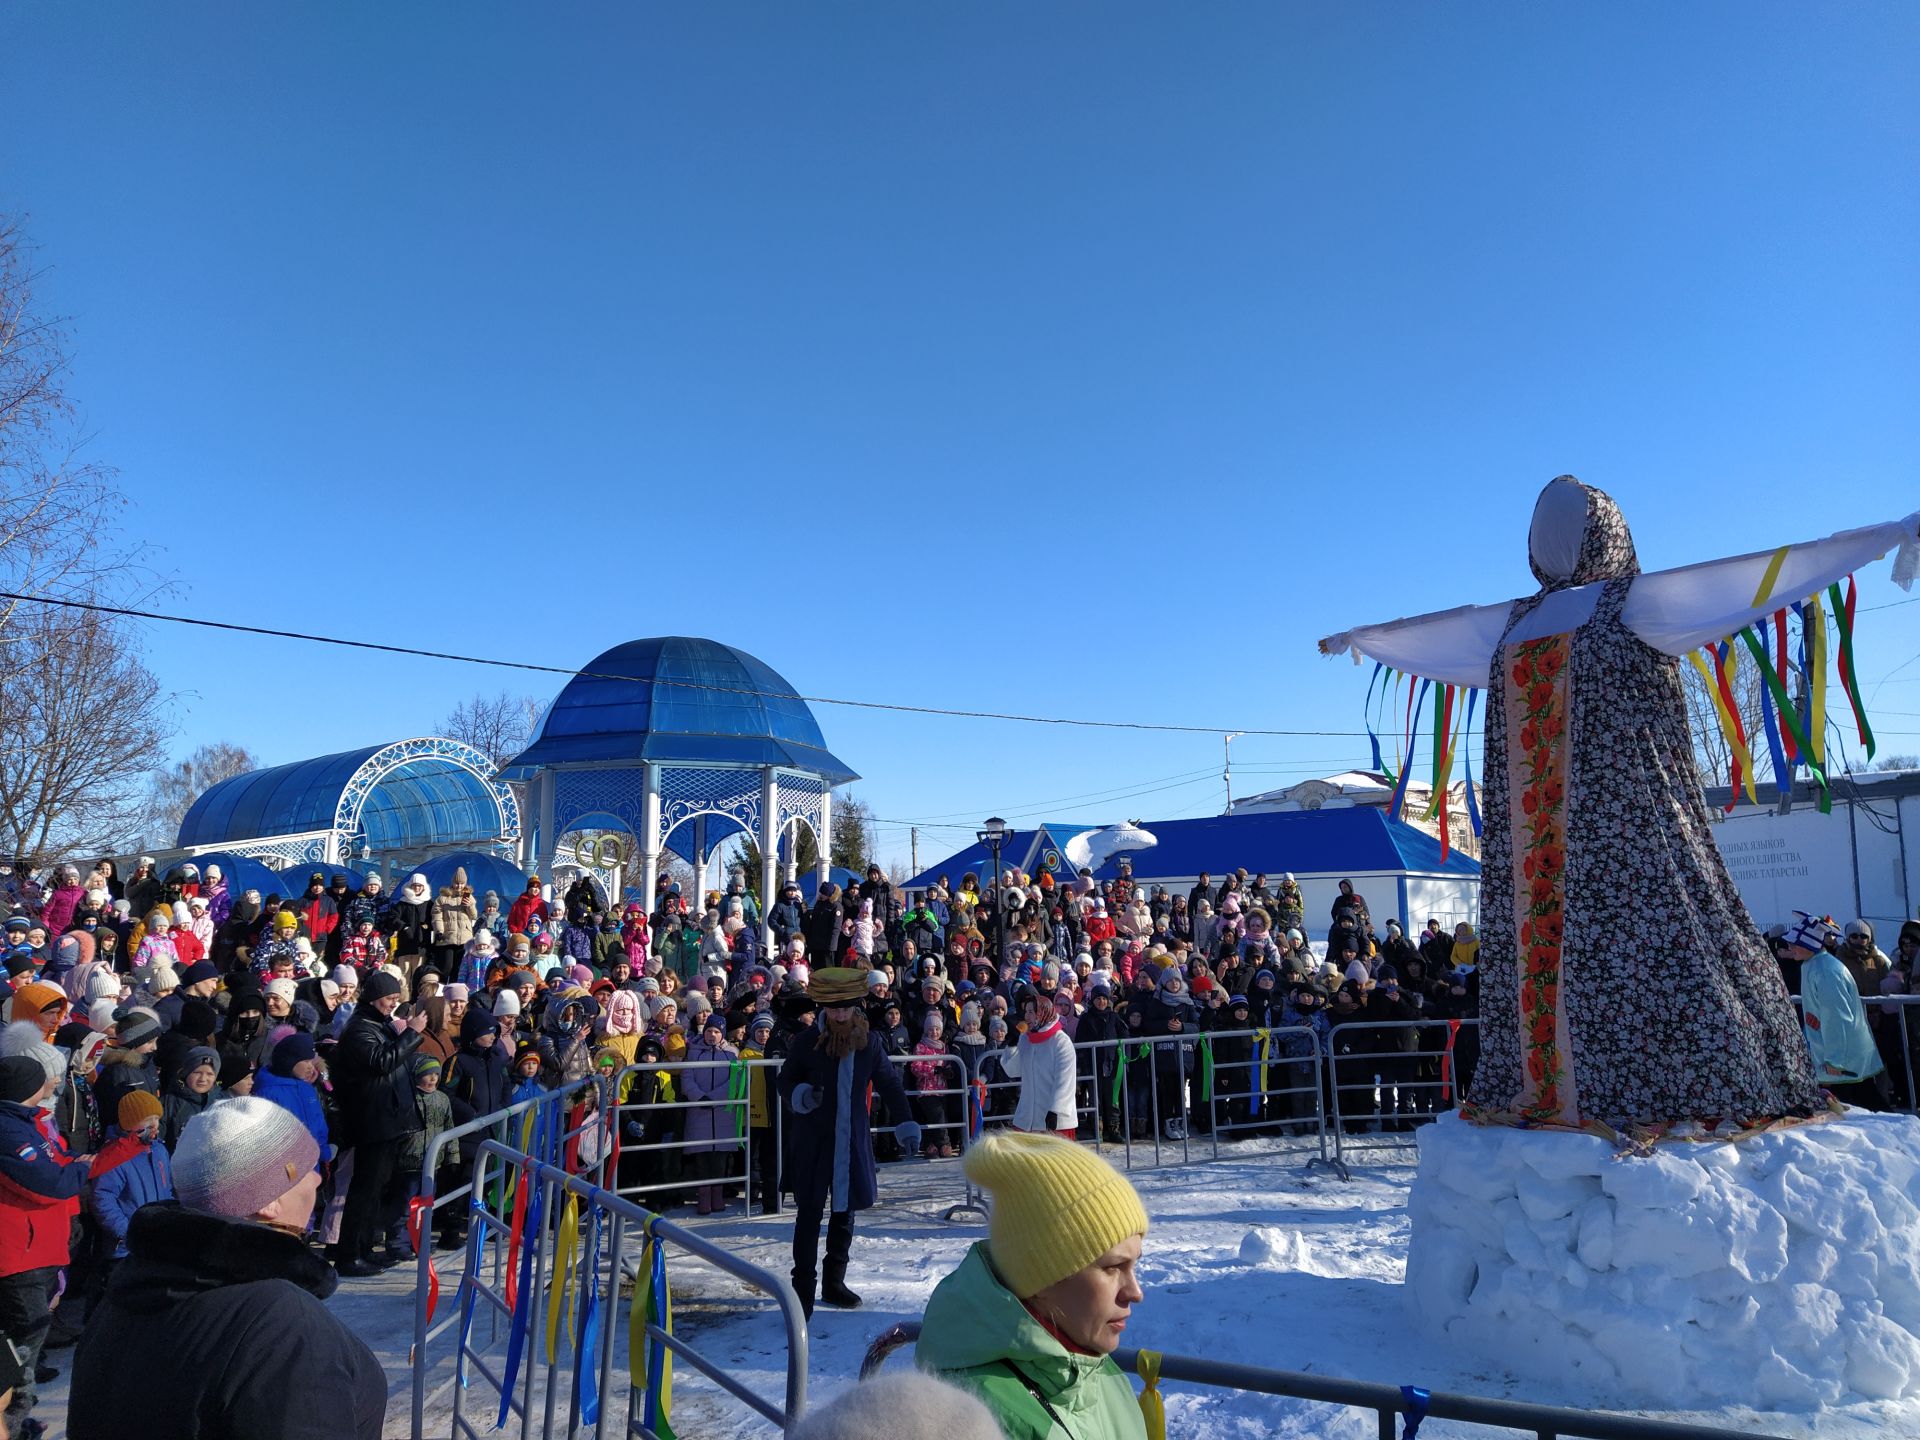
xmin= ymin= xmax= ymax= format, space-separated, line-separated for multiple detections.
xmin=1400 ymin=1384 xmax=1431 ymax=1439
xmin=1387 ymin=679 xmax=1430 ymax=821
xmin=1460 ymin=688 xmax=1483 ymax=837
xmin=1364 ymin=662 xmax=1388 ymax=777
xmin=643 ymin=1225 xmax=669 ymax=1432
xmin=1751 ymin=627 xmax=1793 ymax=799
xmin=575 ymin=1195 xmax=603 ymax=1424
xmin=497 ymin=1106 xmax=551 ymax=1428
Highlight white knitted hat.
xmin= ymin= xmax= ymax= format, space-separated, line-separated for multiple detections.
xmin=172 ymin=1096 xmax=320 ymax=1218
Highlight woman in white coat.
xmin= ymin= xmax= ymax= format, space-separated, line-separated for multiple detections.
xmin=1003 ymin=988 xmax=1080 ymax=1138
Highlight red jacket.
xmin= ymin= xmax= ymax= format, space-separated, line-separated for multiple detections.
xmin=299 ymin=894 xmax=340 ymax=941
xmin=0 ymin=1101 xmax=83 ymax=1275
xmin=508 ymin=892 xmax=546 ymax=935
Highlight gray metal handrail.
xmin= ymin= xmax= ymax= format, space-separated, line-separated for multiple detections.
xmin=860 ymin=1321 xmax=1784 ymax=1440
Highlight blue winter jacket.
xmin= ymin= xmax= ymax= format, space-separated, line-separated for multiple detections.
xmin=252 ymin=1068 xmax=331 ymax=1168
xmin=88 ymin=1135 xmax=174 ymax=1257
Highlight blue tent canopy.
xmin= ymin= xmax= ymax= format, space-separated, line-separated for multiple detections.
xmin=500 ymin=637 xmax=858 ymax=783
xmin=189 ymin=852 xmax=288 ymax=903
xmin=407 ymin=851 xmax=531 ymax=904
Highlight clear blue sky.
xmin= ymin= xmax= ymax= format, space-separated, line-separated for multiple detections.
xmin=3 ymin=3 xmax=1917 ymax=871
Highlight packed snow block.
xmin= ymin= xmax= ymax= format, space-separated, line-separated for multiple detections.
xmin=1406 ymin=1110 xmax=1920 ymax=1409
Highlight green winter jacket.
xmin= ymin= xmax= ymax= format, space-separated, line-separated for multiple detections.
xmin=915 ymin=1242 xmax=1147 ymax=1440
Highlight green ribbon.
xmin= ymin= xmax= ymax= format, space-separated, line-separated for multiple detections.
xmin=1196 ymin=1036 xmax=1214 ymax=1104
xmin=1828 ymin=580 xmax=1876 ymax=761
xmin=1108 ymin=1043 xmax=1151 ymax=1107
xmin=727 ymin=1060 xmax=750 ymax=1140
xmin=1739 ymin=624 xmax=1829 ymax=813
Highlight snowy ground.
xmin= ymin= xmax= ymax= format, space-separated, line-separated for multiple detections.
xmin=32 ymin=1136 xmax=1920 ymax=1437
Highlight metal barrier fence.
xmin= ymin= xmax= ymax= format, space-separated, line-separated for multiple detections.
xmin=411 ymin=1074 xmax=613 ymax=1438
xmin=451 ymin=1136 xmax=808 ymax=1439
xmin=606 ymin=1050 xmax=983 ymax=1220
xmin=1848 ymin=989 xmax=1920 ymax=1112
xmin=861 ymin=1322 xmax=1784 ymax=1440
xmin=1324 ymin=1018 xmax=1480 ymax=1167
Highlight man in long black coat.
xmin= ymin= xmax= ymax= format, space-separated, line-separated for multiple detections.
xmin=777 ymin=966 xmax=917 ymax=1318
xmin=330 ymin=970 xmax=426 ymax=1276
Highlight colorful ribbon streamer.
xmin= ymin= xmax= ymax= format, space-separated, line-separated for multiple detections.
xmin=1364 ymin=662 xmax=1389 ymax=777
xmin=544 ymin=1192 xmax=580 ymax=1364
xmin=1740 ymin=625 xmax=1828 ymax=812
xmin=1829 ymin=577 xmax=1875 ymax=759
xmin=1400 ymin=1384 xmax=1432 ymax=1439
xmin=1137 ymin=1350 xmax=1167 ymax=1440
xmin=576 ymin=1201 xmax=604 ymax=1425
xmin=406 ymin=1195 xmax=439 ymax=1324
xmin=1460 ymin=688 xmax=1483 ymax=839
xmin=1388 ymin=679 xmax=1431 ymax=822
xmin=633 ymin=1231 xmax=676 ymax=1438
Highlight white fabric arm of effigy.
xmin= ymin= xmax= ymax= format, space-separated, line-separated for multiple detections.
xmin=1319 ymin=511 xmax=1920 ymax=681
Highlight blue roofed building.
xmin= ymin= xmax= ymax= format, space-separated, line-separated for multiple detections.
xmin=906 ymin=807 xmax=1479 ymax=934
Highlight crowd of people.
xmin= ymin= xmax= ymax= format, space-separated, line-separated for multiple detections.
xmin=0 ymin=847 xmax=1904 ymax=1437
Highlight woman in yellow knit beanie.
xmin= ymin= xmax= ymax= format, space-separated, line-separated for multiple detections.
xmin=916 ymin=1132 xmax=1149 ymax=1439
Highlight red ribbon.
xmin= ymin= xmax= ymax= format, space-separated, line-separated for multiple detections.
xmin=1708 ymin=644 xmax=1751 ymax=813
xmin=406 ymin=1196 xmax=440 ymax=1321
xmin=1774 ymin=610 xmax=1796 ymax=763
xmin=1440 ymin=1019 xmax=1461 ymax=1105
xmin=502 ymin=1166 xmax=530 ymax=1313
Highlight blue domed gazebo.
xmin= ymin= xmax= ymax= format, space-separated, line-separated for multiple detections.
xmin=500 ymin=637 xmax=857 ymax=913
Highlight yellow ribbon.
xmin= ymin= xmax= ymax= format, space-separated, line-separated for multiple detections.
xmin=1750 ymin=545 xmax=1792 ymax=609
xmin=632 ymin=1236 xmax=676 ymax=1435
xmin=544 ymin=1193 xmax=580 ymax=1362
xmin=1687 ymin=649 xmax=1757 ymax=805
xmin=1807 ymin=592 xmax=1828 ymax=769
xmin=1424 ymin=685 xmax=1470 ymax=822
xmin=1137 ymin=1350 xmax=1167 ymax=1440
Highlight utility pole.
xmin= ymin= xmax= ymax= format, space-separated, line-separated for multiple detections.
xmin=910 ymin=826 xmax=919 ymax=875
xmin=1223 ymin=732 xmax=1245 ymax=812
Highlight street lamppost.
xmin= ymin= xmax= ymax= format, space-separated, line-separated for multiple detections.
xmin=978 ymin=816 xmax=1007 ymax=969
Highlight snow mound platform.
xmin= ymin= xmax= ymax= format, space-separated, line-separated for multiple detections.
xmin=1406 ymin=1108 xmax=1920 ymax=1409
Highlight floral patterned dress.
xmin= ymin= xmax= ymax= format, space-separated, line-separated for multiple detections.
xmin=1472 ymin=497 xmax=1821 ymax=1127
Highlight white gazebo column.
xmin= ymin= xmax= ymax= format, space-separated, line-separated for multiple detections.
xmin=639 ymin=762 xmax=662 ymax=913
xmin=759 ymin=769 xmax=779 ymax=948
xmin=536 ymin=770 xmax=558 ymax=886
xmin=782 ymin=820 xmax=798 ymax=883
xmin=817 ymin=787 xmax=833 ymax=886
xmin=692 ymin=815 xmax=708 ymax=907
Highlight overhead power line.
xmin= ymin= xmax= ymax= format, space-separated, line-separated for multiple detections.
xmin=0 ymin=588 xmax=1472 ymax=741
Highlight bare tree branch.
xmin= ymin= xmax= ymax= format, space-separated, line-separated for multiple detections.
xmin=438 ymin=690 xmax=540 ymax=771
xmin=146 ymin=741 xmax=260 ymax=845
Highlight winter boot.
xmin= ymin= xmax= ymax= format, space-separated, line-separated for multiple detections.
xmin=820 ymin=1258 xmax=862 ymax=1310
xmin=791 ymin=1270 xmax=816 ymax=1320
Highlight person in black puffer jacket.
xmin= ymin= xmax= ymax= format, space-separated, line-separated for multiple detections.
xmin=329 ymin=971 xmax=425 ymax=1276
xmin=69 ymin=1098 xmax=385 ymax=1440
